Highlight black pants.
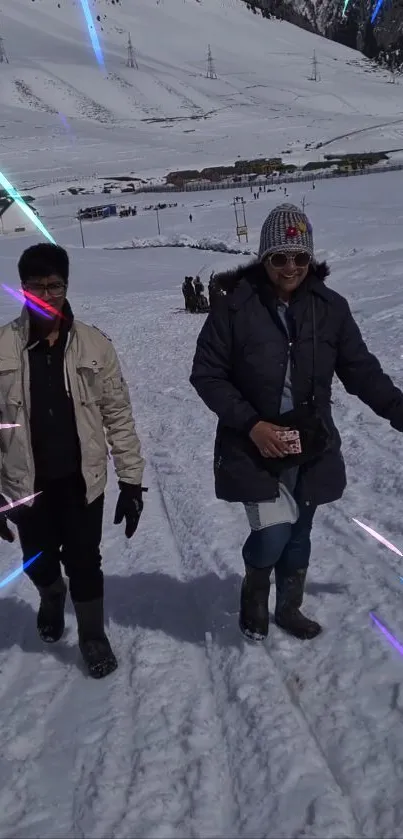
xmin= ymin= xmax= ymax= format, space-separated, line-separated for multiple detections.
xmin=15 ymin=475 xmax=104 ymax=602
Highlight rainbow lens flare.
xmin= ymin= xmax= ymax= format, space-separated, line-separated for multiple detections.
xmin=2 ymin=284 xmax=53 ymax=319
xmin=0 ymin=492 xmax=42 ymax=516
xmin=0 ymin=552 xmax=42 ymax=590
xmin=0 ymin=171 xmax=55 ymax=244
xmin=78 ymin=0 xmax=105 ymax=68
xmin=370 ymin=612 xmax=403 ymax=657
xmin=342 ymin=0 xmax=350 ymax=18
xmin=23 ymin=289 xmax=65 ymax=320
xmin=371 ymin=0 xmax=384 ymax=23
xmin=352 ymin=518 xmax=403 ymax=557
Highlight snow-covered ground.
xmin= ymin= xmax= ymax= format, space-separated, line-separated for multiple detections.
xmin=3 ymin=0 xmax=403 ymax=191
xmin=3 ymin=1 xmax=403 ymax=833
xmin=2 ymin=170 xmax=403 ymax=837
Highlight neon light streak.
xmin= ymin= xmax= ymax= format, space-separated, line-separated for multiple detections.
xmin=2 ymin=284 xmax=52 ymax=319
xmin=0 ymin=172 xmax=56 ymax=244
xmin=0 ymin=552 xmax=42 ymax=590
xmin=0 ymin=492 xmax=42 ymax=516
xmin=370 ymin=612 xmax=403 ymax=657
xmin=371 ymin=0 xmax=384 ymax=23
xmin=0 ymin=424 xmax=20 ymax=429
xmin=352 ymin=518 xmax=403 ymax=557
xmin=23 ymin=289 xmax=64 ymax=320
xmin=342 ymin=0 xmax=350 ymax=18
xmin=78 ymin=0 xmax=105 ymax=68
xmin=59 ymin=112 xmax=71 ymax=132
xmin=58 ymin=112 xmax=75 ymax=144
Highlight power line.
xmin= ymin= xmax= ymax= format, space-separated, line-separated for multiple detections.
xmin=127 ymin=32 xmax=138 ymax=69
xmin=310 ymin=50 xmax=320 ymax=82
xmin=206 ymin=44 xmax=217 ymax=79
xmin=0 ymin=36 xmax=9 ymax=64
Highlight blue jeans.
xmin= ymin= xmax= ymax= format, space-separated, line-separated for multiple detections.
xmin=242 ymin=503 xmax=316 ymax=575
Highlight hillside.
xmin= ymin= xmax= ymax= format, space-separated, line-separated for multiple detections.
xmin=2 ymin=0 xmax=403 ymax=191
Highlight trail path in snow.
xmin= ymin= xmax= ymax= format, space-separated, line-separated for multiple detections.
xmin=0 ymin=474 xmax=240 ymax=839
xmin=103 ymin=287 xmax=403 ymax=839
xmin=2 ymin=274 xmax=403 ymax=837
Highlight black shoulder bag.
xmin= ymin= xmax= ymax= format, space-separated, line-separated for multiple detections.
xmin=263 ymin=297 xmax=332 ymax=475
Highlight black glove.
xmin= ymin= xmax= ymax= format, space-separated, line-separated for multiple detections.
xmin=0 ymin=494 xmax=15 ymax=543
xmin=113 ymin=482 xmax=147 ymax=539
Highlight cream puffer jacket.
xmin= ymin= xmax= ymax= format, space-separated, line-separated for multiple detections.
xmin=0 ymin=307 xmax=145 ymax=505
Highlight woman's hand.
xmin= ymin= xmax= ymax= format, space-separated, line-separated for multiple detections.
xmin=249 ymin=421 xmax=292 ymax=458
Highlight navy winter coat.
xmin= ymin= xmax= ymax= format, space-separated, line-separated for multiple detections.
xmin=190 ymin=261 xmax=403 ymax=505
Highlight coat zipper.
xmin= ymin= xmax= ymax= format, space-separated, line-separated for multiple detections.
xmin=21 ymin=346 xmax=36 ymax=492
xmin=47 ymin=351 xmax=53 ymax=416
xmin=64 ymin=329 xmax=93 ymax=504
xmin=275 ymin=306 xmax=294 ymax=414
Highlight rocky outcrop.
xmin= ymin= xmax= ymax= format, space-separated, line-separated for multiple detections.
xmin=242 ymin=0 xmax=403 ymax=70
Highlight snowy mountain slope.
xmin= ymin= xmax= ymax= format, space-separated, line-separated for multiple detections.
xmin=2 ymin=0 xmax=403 ymax=190
xmin=3 ymin=170 xmax=403 ymax=835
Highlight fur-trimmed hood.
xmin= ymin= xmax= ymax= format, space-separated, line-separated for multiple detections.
xmin=211 ymin=259 xmax=332 ymax=311
xmin=214 ymin=259 xmax=330 ymax=296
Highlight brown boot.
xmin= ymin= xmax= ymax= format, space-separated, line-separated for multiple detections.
xmin=275 ymin=568 xmax=321 ymax=640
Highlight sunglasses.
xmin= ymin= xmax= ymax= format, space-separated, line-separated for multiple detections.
xmin=268 ymin=252 xmax=311 ymax=269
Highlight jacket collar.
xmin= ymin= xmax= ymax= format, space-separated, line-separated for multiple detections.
xmin=14 ymin=299 xmax=74 ymax=348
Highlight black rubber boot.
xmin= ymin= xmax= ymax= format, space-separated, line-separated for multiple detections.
xmin=36 ymin=576 xmax=67 ymax=643
xmin=73 ymin=599 xmax=118 ymax=679
xmin=275 ymin=568 xmax=322 ymax=640
xmin=239 ymin=564 xmax=273 ymax=642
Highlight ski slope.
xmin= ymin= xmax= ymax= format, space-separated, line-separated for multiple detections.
xmin=2 ymin=0 xmax=403 ymax=190
xmin=1 ymin=170 xmax=403 ymax=836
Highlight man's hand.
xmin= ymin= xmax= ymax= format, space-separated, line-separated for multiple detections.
xmin=0 ymin=494 xmax=15 ymax=543
xmin=249 ymin=421 xmax=293 ymax=458
xmin=114 ymin=483 xmax=147 ymax=538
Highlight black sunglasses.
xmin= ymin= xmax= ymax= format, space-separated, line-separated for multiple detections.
xmin=268 ymin=252 xmax=311 ymax=269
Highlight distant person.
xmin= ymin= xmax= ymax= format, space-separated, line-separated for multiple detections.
xmin=182 ymin=276 xmax=196 ymax=312
xmin=0 ymin=244 xmax=146 ymax=679
xmin=197 ymin=294 xmax=210 ymax=313
xmin=208 ymin=273 xmax=218 ymax=306
xmin=208 ymin=273 xmax=224 ymax=308
xmin=194 ymin=276 xmax=204 ymax=297
xmin=190 ymin=203 xmax=403 ymax=645
xmin=189 ymin=214 xmax=193 ymax=223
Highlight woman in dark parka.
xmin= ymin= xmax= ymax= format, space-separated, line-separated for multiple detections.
xmin=190 ymin=204 xmax=403 ymax=643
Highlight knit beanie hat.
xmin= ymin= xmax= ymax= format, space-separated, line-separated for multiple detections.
xmin=258 ymin=204 xmax=314 ymax=262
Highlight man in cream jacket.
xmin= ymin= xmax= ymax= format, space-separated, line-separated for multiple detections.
xmin=0 ymin=243 xmax=145 ymax=679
